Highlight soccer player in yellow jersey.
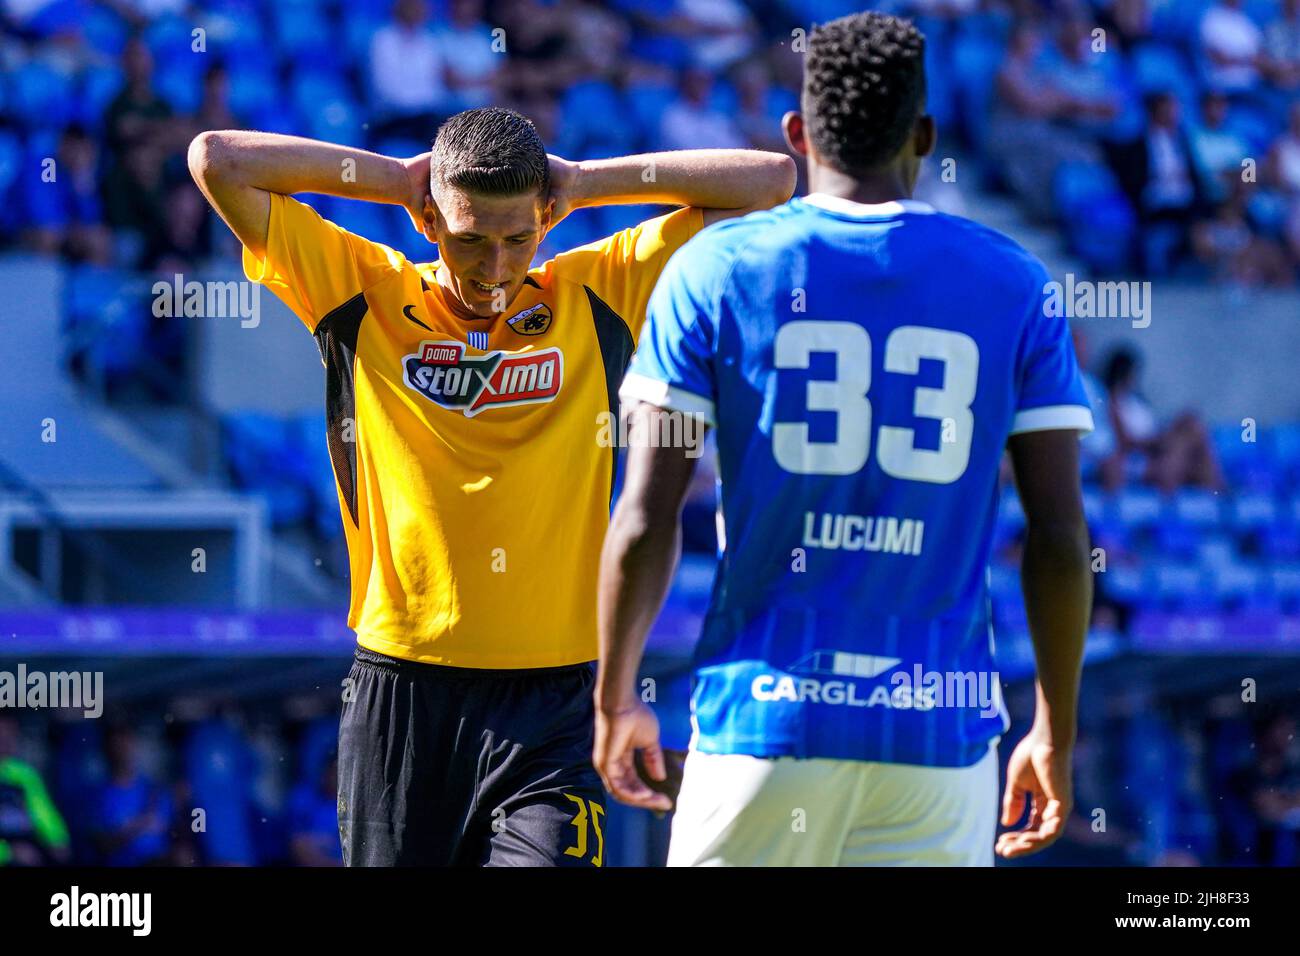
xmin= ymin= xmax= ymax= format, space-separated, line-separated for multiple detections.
xmin=188 ymin=107 xmax=795 ymax=865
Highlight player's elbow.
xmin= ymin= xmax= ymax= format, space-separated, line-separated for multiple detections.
xmin=770 ymin=153 xmax=797 ymax=204
xmin=187 ymin=130 xmax=236 ymax=188
xmin=607 ymin=503 xmax=677 ymax=567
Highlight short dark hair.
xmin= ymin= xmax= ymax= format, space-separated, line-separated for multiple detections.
xmin=802 ymin=12 xmax=926 ymax=173
xmin=430 ymin=107 xmax=549 ymax=199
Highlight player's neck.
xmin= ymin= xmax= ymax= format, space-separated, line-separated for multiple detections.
xmin=808 ymin=166 xmax=913 ymax=207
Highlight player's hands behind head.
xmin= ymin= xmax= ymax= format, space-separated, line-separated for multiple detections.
xmin=996 ymin=725 xmax=1073 ymax=859
xmin=593 ymin=701 xmax=673 ymax=813
xmin=544 ymin=154 xmax=580 ymax=233
xmin=402 ymin=152 xmax=434 ymax=239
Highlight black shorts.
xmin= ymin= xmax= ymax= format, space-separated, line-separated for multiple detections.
xmin=336 ymin=647 xmax=607 ymax=867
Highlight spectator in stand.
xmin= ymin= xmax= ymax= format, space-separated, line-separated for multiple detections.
xmin=0 ymin=715 xmax=70 ymax=866
xmin=560 ymin=0 xmax=630 ymax=83
xmin=1229 ymin=711 xmax=1300 ymax=866
xmin=662 ymin=0 xmax=758 ymax=73
xmin=1199 ymin=0 xmax=1263 ymax=97
xmin=90 ymin=725 xmax=174 ymax=866
xmin=23 ymin=123 xmax=112 ymax=264
xmin=659 ymin=65 xmax=747 ymax=151
xmin=732 ymin=59 xmax=792 ymax=154
xmin=286 ymin=755 xmax=342 ymax=866
xmin=497 ymin=0 xmax=585 ymax=99
xmin=988 ymin=21 xmax=1109 ymax=221
xmin=192 ymin=62 xmax=241 ymax=136
xmin=1266 ymin=99 xmax=1300 ymax=266
xmin=103 ymin=35 xmax=180 ymax=254
xmin=1192 ymin=179 xmax=1293 ymax=285
xmin=1048 ymin=15 xmax=1123 ymax=138
xmin=1095 ymin=0 xmax=1154 ymax=54
xmin=1111 ymin=92 xmax=1208 ymax=274
xmin=1101 ymin=346 xmax=1226 ymax=494
xmin=1190 ymin=91 xmax=1250 ymax=205
xmin=434 ymin=0 xmax=504 ymax=112
xmin=1071 ymin=328 xmax=1119 ymax=489
xmin=369 ymin=0 xmax=450 ymax=143
xmin=1263 ymin=0 xmax=1300 ymax=92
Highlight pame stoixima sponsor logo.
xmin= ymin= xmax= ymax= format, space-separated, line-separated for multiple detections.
xmin=402 ymin=340 xmax=563 ymax=418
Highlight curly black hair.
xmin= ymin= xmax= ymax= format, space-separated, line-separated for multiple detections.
xmin=430 ymin=106 xmax=550 ymax=199
xmin=802 ymin=11 xmax=927 ymax=174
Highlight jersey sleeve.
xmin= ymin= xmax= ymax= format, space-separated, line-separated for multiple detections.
xmin=242 ymin=193 xmax=404 ymax=333
xmin=1012 ymin=267 xmax=1096 ymax=435
xmin=562 ymin=205 xmax=705 ymax=341
xmin=619 ymin=227 xmax=724 ymax=426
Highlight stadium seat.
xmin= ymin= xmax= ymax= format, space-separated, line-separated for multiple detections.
xmin=80 ymin=3 xmax=131 ymax=57
xmin=0 ymin=130 xmax=22 ymax=238
xmin=9 ymin=59 xmax=76 ymax=128
xmin=1052 ymin=161 xmax=1136 ymax=273
xmin=1268 ymin=563 xmax=1300 ymax=610
xmin=227 ymin=64 xmax=281 ymax=122
xmin=1172 ymin=488 xmax=1222 ymax=527
xmin=77 ymin=65 xmax=125 ymax=132
xmin=1112 ymin=487 xmax=1165 ymax=529
xmin=64 ymin=265 xmax=150 ymax=380
xmin=1232 ymin=491 xmax=1278 ymax=530
xmin=155 ymin=61 xmax=204 ymax=114
xmin=220 ymin=413 xmax=314 ymax=527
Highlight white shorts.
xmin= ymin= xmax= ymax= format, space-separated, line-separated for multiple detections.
xmin=666 ymin=741 xmax=999 ymax=867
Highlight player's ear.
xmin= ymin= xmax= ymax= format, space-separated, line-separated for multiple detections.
xmin=423 ymin=195 xmax=440 ymax=239
xmin=781 ymin=111 xmax=808 ymax=157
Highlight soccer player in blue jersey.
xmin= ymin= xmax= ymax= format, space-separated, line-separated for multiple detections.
xmin=593 ymin=11 xmax=1095 ymax=866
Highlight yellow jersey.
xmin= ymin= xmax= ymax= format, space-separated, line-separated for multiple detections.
xmin=244 ymin=194 xmax=705 ymax=667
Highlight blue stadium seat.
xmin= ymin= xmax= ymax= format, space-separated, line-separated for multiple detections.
xmin=77 ymin=65 xmax=125 ymax=132
xmin=1232 ymin=491 xmax=1278 ymax=530
xmin=292 ymin=412 xmax=344 ymax=539
xmin=1101 ymin=562 xmax=1149 ymax=606
xmin=81 ymin=3 xmax=131 ymax=57
xmin=220 ymin=413 xmax=313 ymax=527
xmin=0 ymin=129 xmax=22 ymax=237
xmin=1111 ymin=487 xmax=1164 ymax=529
xmin=64 ymin=265 xmax=149 ymax=379
xmin=561 ymin=82 xmax=636 ymax=157
xmin=272 ymin=3 xmax=336 ymax=63
xmin=143 ymin=12 xmax=196 ymax=64
xmin=1152 ymin=561 xmax=1213 ymax=609
xmin=1270 ymin=563 xmax=1300 ymax=610
xmin=155 ymin=61 xmax=204 ymax=114
xmin=9 ymin=59 xmax=76 ymax=128
xmin=1210 ymin=560 xmax=1264 ymax=608
xmin=951 ymin=25 xmax=1006 ymax=151
xmin=1131 ymin=42 xmax=1198 ymax=103
xmin=227 ymin=64 xmax=281 ymax=121
xmin=1150 ymin=0 xmax=1214 ymax=44
xmin=1053 ymin=161 xmax=1136 ymax=273
xmin=1172 ymin=488 xmax=1222 ymax=527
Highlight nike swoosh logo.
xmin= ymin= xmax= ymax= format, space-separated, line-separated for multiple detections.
xmin=402 ymin=304 xmax=431 ymax=331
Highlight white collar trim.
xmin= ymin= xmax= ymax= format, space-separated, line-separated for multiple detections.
xmin=801 ymin=192 xmax=935 ymax=218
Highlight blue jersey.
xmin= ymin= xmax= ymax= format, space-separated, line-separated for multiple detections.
xmin=621 ymin=194 xmax=1093 ymax=768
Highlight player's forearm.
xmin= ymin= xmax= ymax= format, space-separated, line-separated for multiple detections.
xmin=573 ymin=149 xmax=796 ymax=212
xmin=595 ymin=510 xmax=681 ymax=713
xmin=1020 ymin=517 xmax=1092 ymax=747
xmin=189 ymin=130 xmax=413 ymax=205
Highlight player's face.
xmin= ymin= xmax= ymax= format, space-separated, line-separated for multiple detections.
xmin=432 ymin=187 xmax=551 ymax=319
